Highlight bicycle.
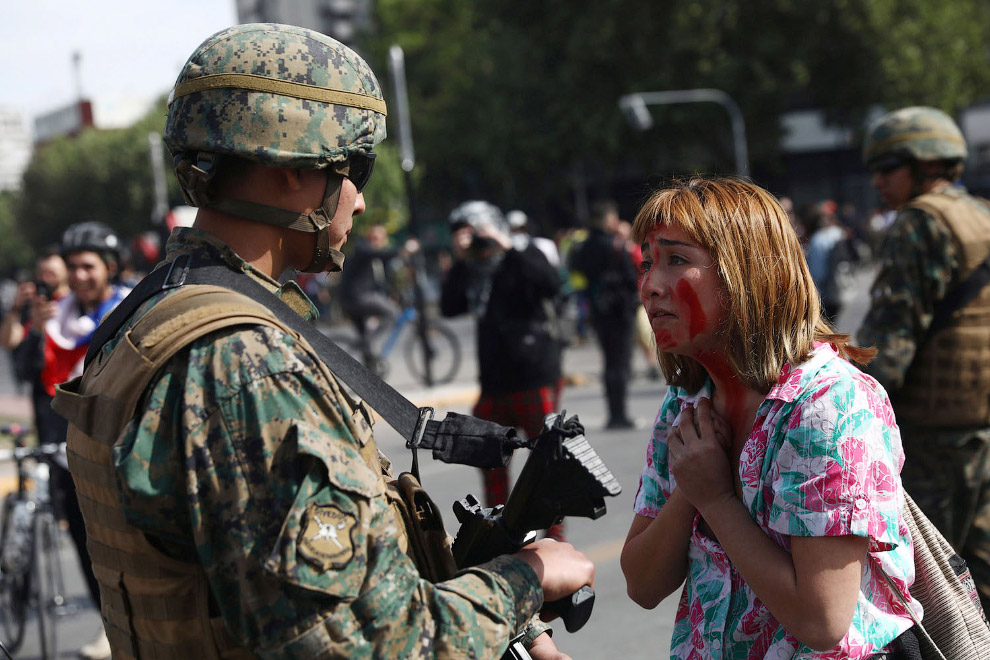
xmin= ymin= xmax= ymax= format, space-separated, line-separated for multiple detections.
xmin=334 ymin=303 xmax=462 ymax=387
xmin=0 ymin=424 xmax=67 ymax=660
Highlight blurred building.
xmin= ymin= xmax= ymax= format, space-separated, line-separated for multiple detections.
xmin=0 ymin=109 xmax=32 ymax=192
xmin=34 ymin=99 xmax=95 ymax=145
xmin=235 ymin=0 xmax=372 ymax=46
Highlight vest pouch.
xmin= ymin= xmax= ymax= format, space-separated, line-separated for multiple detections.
xmin=385 ymin=473 xmax=457 ymax=583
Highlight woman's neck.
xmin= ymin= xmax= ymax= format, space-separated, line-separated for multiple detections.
xmin=696 ymin=352 xmax=767 ymax=452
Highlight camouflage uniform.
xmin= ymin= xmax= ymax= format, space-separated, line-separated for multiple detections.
xmin=56 ymin=24 xmax=548 ymax=658
xmin=858 ymin=107 xmax=990 ymax=610
xmin=107 ymin=227 xmax=543 ymax=657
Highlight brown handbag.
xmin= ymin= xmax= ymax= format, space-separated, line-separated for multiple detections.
xmin=878 ymin=492 xmax=990 ymax=660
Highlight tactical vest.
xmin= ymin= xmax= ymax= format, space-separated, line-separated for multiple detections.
xmin=53 ymin=285 xmax=430 ymax=659
xmin=893 ymin=190 xmax=990 ymax=427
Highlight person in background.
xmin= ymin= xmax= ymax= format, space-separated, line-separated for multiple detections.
xmin=858 ymin=106 xmax=990 ymax=611
xmin=2 ymin=224 xmax=130 ymax=660
xmin=622 ymin=177 xmax=918 ymax=659
xmin=338 ymin=223 xmax=418 ymax=372
xmin=805 ymin=200 xmax=850 ymax=324
xmin=1 ymin=249 xmax=71 ymax=443
xmin=569 ymin=200 xmax=640 ymax=429
xmin=441 ymin=201 xmax=567 ymax=540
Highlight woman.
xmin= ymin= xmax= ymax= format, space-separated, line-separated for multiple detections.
xmin=620 ymin=178 xmax=919 ymax=659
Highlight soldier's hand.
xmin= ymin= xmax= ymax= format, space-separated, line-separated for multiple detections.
xmin=528 ymin=632 xmax=571 ymax=660
xmin=514 ymin=538 xmax=594 ymax=603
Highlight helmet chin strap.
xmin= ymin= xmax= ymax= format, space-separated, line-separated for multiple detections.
xmin=195 ymin=168 xmax=347 ymax=273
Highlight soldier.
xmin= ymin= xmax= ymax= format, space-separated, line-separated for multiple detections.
xmin=857 ymin=106 xmax=990 ymax=610
xmin=53 ymin=24 xmax=592 ymax=660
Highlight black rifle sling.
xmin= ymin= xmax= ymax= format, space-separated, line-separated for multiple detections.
xmin=86 ymin=254 xmax=520 ymax=477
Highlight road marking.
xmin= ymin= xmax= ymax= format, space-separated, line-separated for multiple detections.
xmin=584 ymin=538 xmax=625 ymax=563
xmin=0 ymin=476 xmax=16 ymax=497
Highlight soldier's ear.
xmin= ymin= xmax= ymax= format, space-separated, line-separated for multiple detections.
xmin=281 ymin=168 xmax=305 ymax=192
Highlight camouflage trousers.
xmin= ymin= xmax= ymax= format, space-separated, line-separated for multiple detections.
xmin=899 ymin=424 xmax=990 ymax=612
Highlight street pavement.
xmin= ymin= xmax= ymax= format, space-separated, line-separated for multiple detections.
xmin=0 ymin=264 xmax=876 ymax=659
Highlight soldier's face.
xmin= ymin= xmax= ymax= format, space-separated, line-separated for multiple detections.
xmin=872 ymin=164 xmax=913 ymax=210
xmin=291 ymin=170 xmax=366 ymax=271
xmin=326 ymin=177 xmax=364 ymax=252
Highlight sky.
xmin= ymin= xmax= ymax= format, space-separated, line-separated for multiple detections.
xmin=0 ymin=0 xmax=238 ymax=126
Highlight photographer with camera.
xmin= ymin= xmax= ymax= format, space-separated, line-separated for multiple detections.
xmin=441 ymin=202 xmax=567 ymax=540
xmin=1 ymin=249 xmax=70 ymax=442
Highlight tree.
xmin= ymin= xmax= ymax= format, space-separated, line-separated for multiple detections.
xmin=369 ymin=0 xmax=990 ymax=226
xmin=16 ymin=97 xmax=181 ymax=253
xmin=0 ymin=190 xmax=32 ymax=277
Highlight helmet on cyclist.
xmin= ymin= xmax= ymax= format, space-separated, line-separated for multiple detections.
xmin=863 ymin=106 xmax=967 ymax=171
xmin=163 ymin=23 xmax=388 ymax=272
xmin=60 ymin=222 xmax=120 ymax=265
xmin=448 ymin=201 xmax=508 ymax=235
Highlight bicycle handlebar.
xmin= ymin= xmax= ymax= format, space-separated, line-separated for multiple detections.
xmin=0 ymin=441 xmax=64 ymax=464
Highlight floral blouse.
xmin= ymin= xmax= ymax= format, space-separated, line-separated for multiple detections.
xmin=634 ymin=343 xmax=921 ymax=659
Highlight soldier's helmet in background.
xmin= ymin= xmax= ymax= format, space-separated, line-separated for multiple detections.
xmin=164 ymin=22 xmax=386 ymax=171
xmin=863 ymin=106 xmax=968 ymax=170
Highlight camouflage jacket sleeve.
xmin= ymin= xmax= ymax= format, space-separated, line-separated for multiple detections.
xmin=856 ymin=205 xmax=959 ymax=391
xmin=113 ymin=325 xmax=542 ymax=659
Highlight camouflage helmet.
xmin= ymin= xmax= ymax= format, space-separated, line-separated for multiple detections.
xmin=863 ymin=106 xmax=967 ymax=170
xmin=163 ymin=23 xmax=388 ymax=273
xmin=164 ymin=23 xmax=386 ymax=168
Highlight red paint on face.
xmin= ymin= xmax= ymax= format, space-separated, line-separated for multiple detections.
xmin=675 ymin=279 xmax=707 ymax=339
xmin=655 ymin=330 xmax=675 ymax=350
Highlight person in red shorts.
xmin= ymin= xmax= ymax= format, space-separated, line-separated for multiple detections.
xmin=441 ymin=201 xmax=566 ymax=539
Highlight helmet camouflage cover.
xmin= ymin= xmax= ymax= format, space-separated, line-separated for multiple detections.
xmin=863 ymin=106 xmax=967 ymax=168
xmin=164 ymin=23 xmax=387 ymax=169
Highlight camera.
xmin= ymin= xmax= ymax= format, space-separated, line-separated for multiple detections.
xmin=34 ymin=281 xmax=52 ymax=300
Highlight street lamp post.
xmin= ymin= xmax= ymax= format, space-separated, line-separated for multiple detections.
xmin=388 ymin=44 xmax=434 ymax=387
xmin=618 ymin=89 xmax=750 ymax=178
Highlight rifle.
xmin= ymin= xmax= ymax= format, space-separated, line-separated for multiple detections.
xmin=451 ymin=411 xmax=622 ymax=659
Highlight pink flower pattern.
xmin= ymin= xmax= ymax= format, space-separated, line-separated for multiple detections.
xmin=634 ymin=343 xmax=919 ymax=659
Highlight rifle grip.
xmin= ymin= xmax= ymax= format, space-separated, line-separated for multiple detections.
xmin=543 ymin=585 xmax=595 ymax=633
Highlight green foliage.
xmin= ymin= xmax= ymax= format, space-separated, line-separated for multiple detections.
xmin=0 ymin=190 xmax=32 ymax=277
xmin=15 ymin=2 xmax=990 ymax=249
xmin=369 ymin=0 xmax=990 ymax=224
xmin=16 ymin=96 xmax=177 ymax=252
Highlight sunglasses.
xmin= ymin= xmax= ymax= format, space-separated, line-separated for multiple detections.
xmin=871 ymin=157 xmax=908 ymax=175
xmin=338 ymin=152 xmax=376 ymax=192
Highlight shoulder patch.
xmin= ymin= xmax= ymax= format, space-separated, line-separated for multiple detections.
xmin=297 ymin=504 xmax=357 ymax=571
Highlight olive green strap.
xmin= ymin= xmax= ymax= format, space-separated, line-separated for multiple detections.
xmin=170 ymin=73 xmax=387 ymax=115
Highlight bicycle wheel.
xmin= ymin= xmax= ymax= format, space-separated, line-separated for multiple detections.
xmin=34 ymin=510 xmax=61 ymax=660
xmin=329 ymin=331 xmax=389 ymax=378
xmin=403 ymin=320 xmax=462 ymax=386
xmin=0 ymin=495 xmax=31 ymax=653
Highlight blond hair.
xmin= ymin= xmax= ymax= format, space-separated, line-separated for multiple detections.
xmin=631 ymin=177 xmax=874 ymax=393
